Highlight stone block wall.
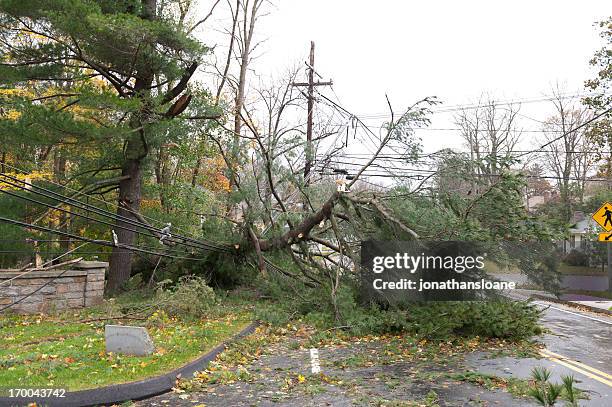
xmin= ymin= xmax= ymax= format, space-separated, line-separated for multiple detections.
xmin=0 ymin=261 xmax=107 ymax=314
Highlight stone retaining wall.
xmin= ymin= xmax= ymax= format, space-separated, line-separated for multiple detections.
xmin=0 ymin=261 xmax=107 ymax=314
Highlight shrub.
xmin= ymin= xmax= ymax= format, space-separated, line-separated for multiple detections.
xmin=252 ymin=273 xmax=542 ymax=340
xmin=563 ymin=249 xmax=588 ymax=267
xmin=155 ymin=275 xmax=216 ymax=317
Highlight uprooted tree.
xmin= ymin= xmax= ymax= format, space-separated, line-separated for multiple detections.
xmin=0 ymin=1 xmax=562 ymax=321
xmin=204 ymin=78 xmax=559 ymax=320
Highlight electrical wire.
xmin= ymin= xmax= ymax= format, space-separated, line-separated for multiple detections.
xmin=0 ymin=216 xmax=214 ymax=261
xmin=0 ymin=178 xmax=227 ymax=254
xmin=0 ymin=161 xmax=230 ymax=248
xmin=354 ymin=93 xmax=590 ymax=119
xmin=0 ymin=171 xmax=232 ymax=253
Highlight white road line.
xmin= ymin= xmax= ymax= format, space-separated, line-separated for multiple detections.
xmin=533 ymin=301 xmax=612 ymax=326
xmin=309 ymin=348 xmax=321 ymax=374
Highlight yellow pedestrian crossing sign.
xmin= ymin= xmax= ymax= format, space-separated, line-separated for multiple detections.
xmin=592 ymin=202 xmax=612 ymax=231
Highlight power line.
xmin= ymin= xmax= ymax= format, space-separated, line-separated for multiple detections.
xmin=0 ymin=216 xmax=213 ymax=261
xmin=516 ymin=107 xmax=612 ymax=158
xmin=0 ymin=242 xmax=89 ymax=287
xmin=353 ymin=93 xmax=589 ymax=119
xmin=0 ymin=180 xmax=188 ymax=246
xmin=319 ymin=167 xmax=612 ymax=183
xmin=0 ymin=161 xmax=228 ymax=248
xmin=0 ymin=177 xmax=228 ymax=254
xmin=0 ymin=170 xmax=232 ymax=253
xmin=323 ymin=149 xmax=612 ymax=156
xmin=312 ymin=91 xmax=611 ymax=185
xmin=0 ymin=177 xmax=226 ymax=254
xmin=329 ymin=124 xmax=570 ymax=133
xmin=316 ymin=156 xmax=609 ymax=183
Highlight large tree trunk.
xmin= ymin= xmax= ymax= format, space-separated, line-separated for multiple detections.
xmin=106 ymin=157 xmax=142 ymax=293
xmin=106 ymin=0 xmax=156 ymax=294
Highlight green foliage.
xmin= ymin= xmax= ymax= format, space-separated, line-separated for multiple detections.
xmin=527 ymin=368 xmax=585 ymax=407
xmin=252 ymin=273 xmax=542 ymax=340
xmin=584 ymin=17 xmax=612 ymax=110
xmin=563 ymin=249 xmax=589 ymax=267
xmin=155 ymin=275 xmax=217 ymax=317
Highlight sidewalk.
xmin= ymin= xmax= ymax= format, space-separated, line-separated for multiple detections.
xmin=511 ymin=289 xmax=612 ymax=315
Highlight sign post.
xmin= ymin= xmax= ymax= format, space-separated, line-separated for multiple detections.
xmin=591 ymin=202 xmax=612 ymax=294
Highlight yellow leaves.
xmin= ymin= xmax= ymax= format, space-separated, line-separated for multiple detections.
xmin=141 ymin=199 xmax=162 ymax=210
xmin=0 ymin=88 xmax=30 ymax=97
xmin=194 ymin=371 xmax=209 ymax=383
xmin=2 ymin=109 xmax=21 ymax=121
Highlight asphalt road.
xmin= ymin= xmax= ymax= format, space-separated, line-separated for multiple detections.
xmin=539 ymin=302 xmax=611 ymax=405
xmin=471 ymin=298 xmax=611 ymax=406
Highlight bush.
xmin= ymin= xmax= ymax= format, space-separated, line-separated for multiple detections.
xmin=155 ymin=275 xmax=217 ymax=317
xmin=336 ymin=300 xmax=542 ymax=340
xmin=563 ymin=249 xmax=588 ymax=267
xmin=252 ymin=273 xmax=542 ymax=340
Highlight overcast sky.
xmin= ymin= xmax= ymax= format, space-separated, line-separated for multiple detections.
xmin=198 ymin=0 xmax=610 ymax=154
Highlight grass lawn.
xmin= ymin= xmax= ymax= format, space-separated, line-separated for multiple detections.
xmin=558 ymin=263 xmax=606 ymax=276
xmin=0 ymin=296 xmax=251 ymax=391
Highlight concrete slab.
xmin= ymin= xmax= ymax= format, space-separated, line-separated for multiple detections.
xmin=105 ymin=325 xmax=155 ymax=356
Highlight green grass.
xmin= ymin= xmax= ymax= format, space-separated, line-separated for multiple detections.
xmin=558 ymin=263 xmax=606 ymax=276
xmin=0 ymin=301 xmax=251 ymax=391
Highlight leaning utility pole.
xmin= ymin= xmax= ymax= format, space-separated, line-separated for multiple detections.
xmin=292 ymin=41 xmax=332 ymax=184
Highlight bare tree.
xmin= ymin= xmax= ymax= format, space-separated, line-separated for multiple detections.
xmin=454 ymin=95 xmax=522 ymax=184
xmin=538 ymin=91 xmax=595 ymax=221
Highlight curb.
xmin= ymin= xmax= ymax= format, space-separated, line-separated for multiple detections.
xmin=530 ymin=293 xmax=612 ymax=316
xmin=0 ymin=322 xmax=258 ymax=407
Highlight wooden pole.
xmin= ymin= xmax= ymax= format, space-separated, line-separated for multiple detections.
xmin=292 ymin=41 xmax=332 ymax=185
xmin=304 ymin=41 xmax=315 ymax=184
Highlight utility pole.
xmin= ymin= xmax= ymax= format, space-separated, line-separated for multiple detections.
xmin=292 ymin=41 xmax=332 ymax=184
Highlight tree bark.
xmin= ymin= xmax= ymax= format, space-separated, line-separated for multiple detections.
xmin=106 ymin=0 xmax=156 ymax=294
xmin=107 ymin=157 xmax=143 ymax=293
xmin=258 ymin=192 xmax=339 ymax=251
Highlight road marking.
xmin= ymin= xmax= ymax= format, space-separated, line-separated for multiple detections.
xmin=539 ymin=350 xmax=612 ymax=387
xmin=533 ymin=301 xmax=612 ymax=326
xmin=309 ymin=348 xmax=321 ymax=374
xmin=540 ymin=349 xmax=612 ymax=381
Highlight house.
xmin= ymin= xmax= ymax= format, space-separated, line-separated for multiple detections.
xmin=559 ymin=211 xmax=599 ymax=255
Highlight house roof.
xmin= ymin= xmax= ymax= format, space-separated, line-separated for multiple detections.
xmin=569 ymin=217 xmax=598 ymax=234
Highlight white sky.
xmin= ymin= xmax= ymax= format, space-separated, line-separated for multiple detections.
xmin=196 ymin=0 xmax=610 ymax=159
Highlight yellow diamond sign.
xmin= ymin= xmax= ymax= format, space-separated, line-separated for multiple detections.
xmin=598 ymin=232 xmax=612 ymax=242
xmin=592 ymin=201 xmax=612 ymax=231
